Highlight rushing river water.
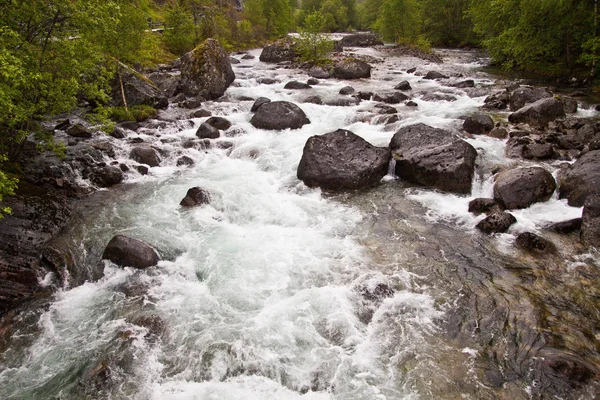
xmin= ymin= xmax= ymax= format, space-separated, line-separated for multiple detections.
xmin=0 ymin=46 xmax=599 ymax=399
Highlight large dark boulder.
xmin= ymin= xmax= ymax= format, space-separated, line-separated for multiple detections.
xmin=510 ymin=87 xmax=552 ymax=111
xmin=493 ymin=167 xmax=556 ymax=209
xmin=297 ymin=129 xmax=390 ymax=190
xmin=179 ymin=39 xmax=235 ymax=100
xmin=508 ymin=98 xmax=565 ymax=127
xmin=549 ymin=218 xmax=582 ymax=234
xmin=196 ymin=122 xmax=220 ymax=139
xmin=251 ymin=97 xmax=271 ymax=112
xmin=180 ymin=187 xmax=211 ymax=207
xmin=102 ymin=235 xmax=160 ymax=269
xmin=581 ymin=194 xmax=600 ymax=248
xmin=259 ymin=37 xmax=297 ymax=63
xmin=206 ymin=116 xmax=231 ymax=131
xmin=463 ymin=114 xmax=494 ymax=134
xmin=395 ymin=81 xmax=412 ymax=91
xmin=558 ymin=150 xmax=600 ymax=207
xmin=476 ymin=212 xmax=517 ymax=234
xmin=373 ymin=92 xmax=409 ymax=104
xmin=91 ymin=166 xmax=124 ymax=187
xmin=250 ymin=101 xmax=310 ymax=130
xmin=333 ymin=58 xmax=372 ymax=79
xmin=147 ymin=71 xmax=179 ymax=98
xmin=468 ymin=198 xmax=502 ymax=215
xmin=515 ymin=232 xmax=557 ymax=255
xmin=66 ymin=123 xmax=93 ymax=139
xmin=483 ymin=91 xmax=509 ymax=110
xmin=338 ymin=33 xmax=383 ymax=48
xmin=389 ymin=123 xmax=478 ymax=194
xmin=284 ymin=80 xmax=312 ymax=89
xmin=424 ymin=71 xmax=449 ymax=80
xmin=111 ymin=63 xmax=168 ymax=109
xmin=130 ymin=146 xmax=160 ymax=167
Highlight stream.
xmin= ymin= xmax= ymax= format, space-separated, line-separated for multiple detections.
xmin=0 ymin=45 xmax=599 ymax=399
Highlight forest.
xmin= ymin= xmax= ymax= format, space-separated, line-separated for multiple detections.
xmin=0 ymin=0 xmax=599 ymax=208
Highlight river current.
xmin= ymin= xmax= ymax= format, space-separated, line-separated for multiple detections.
xmin=0 ymin=46 xmax=598 ymax=399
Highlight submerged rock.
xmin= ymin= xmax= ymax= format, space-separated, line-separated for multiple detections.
xmin=333 ymin=58 xmax=372 ymax=79
xmin=476 ymin=212 xmax=517 ymax=234
xmin=389 ymin=123 xmax=477 ymax=194
xmin=250 ymin=101 xmax=310 ymax=130
xmin=558 ymin=150 xmax=600 ymax=207
xmin=297 ymin=129 xmax=390 ymax=190
xmin=549 ymin=218 xmax=582 ymax=234
xmin=515 ymin=232 xmax=557 ymax=256
xmin=180 ymin=187 xmax=211 ymax=207
xmin=102 ymin=235 xmax=160 ymax=269
xmin=493 ymin=167 xmax=556 ymax=209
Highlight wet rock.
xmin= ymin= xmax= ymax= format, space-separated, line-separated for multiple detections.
xmin=146 ymin=71 xmax=179 ymax=98
xmin=556 ymin=135 xmax=584 ymax=150
xmin=257 ymin=77 xmax=278 ymax=85
xmin=251 ymin=97 xmax=271 ymax=112
xmin=284 ymin=80 xmax=311 ymax=89
xmin=339 ymin=86 xmax=355 ymax=95
xmin=373 ymin=92 xmax=409 ymax=104
xmin=374 ymin=104 xmax=397 ymax=114
xmin=558 ymin=150 xmax=600 ymax=207
xmin=476 ymin=212 xmax=517 ymax=234
xmin=549 ymin=218 xmax=582 ymax=234
xmin=176 ymin=156 xmax=194 ymax=167
xmin=357 ymin=91 xmax=373 ymax=101
xmin=119 ymin=121 xmax=139 ymax=132
xmin=338 ymin=33 xmax=383 ymax=48
xmin=307 ymin=78 xmax=319 ymax=85
xmin=509 ymin=87 xmax=552 ymax=111
xmin=389 ymin=123 xmax=478 ymax=194
xmin=131 ymin=314 xmax=167 ymax=341
xmin=303 ymin=96 xmax=323 ymax=105
xmin=489 ymin=127 xmax=508 ymax=139
xmin=102 ymin=235 xmax=160 ymax=269
xmin=325 ymin=97 xmax=360 ymax=107
xmin=297 ymin=129 xmax=390 ymax=190
xmin=250 ymin=101 xmax=310 ymax=130
xmin=451 ymin=79 xmax=475 ymax=88
xmin=523 ymin=143 xmax=555 ymax=159
xmin=406 ymin=67 xmax=417 ymax=74
xmin=333 ymin=58 xmax=372 ymax=79
xmin=509 ymin=98 xmax=565 ymax=127
xmin=259 ymin=37 xmax=297 ymax=63
xmin=229 ymin=57 xmax=240 ymax=64
xmin=241 ymin=54 xmax=255 ymax=60
xmin=576 ymin=124 xmax=596 ymax=143
xmin=493 ymin=167 xmax=556 ymax=209
xmin=130 ymin=146 xmax=160 ymax=167
xmin=181 ymin=98 xmax=203 ymax=109
xmin=179 ymin=38 xmax=235 ymax=100
xmin=505 ymin=136 xmax=532 ymax=158
xmin=463 ymin=114 xmax=494 ymax=135
xmin=468 ymin=198 xmax=502 ymax=215
xmin=405 ymin=101 xmax=418 ymax=107
xmin=110 ymin=126 xmax=127 ymax=139
xmin=421 ymin=93 xmax=457 ymax=102
xmin=111 ymin=63 xmax=168 ymax=109
xmin=55 ymin=119 xmax=71 ymax=130
xmin=206 ymin=116 xmax=231 ymax=131
xmin=66 ymin=124 xmax=93 ymax=139
xmin=196 ymin=122 xmax=220 ymax=139
xmin=180 ymin=187 xmax=211 ymax=207
xmin=191 ymin=109 xmax=211 ymax=118
xmin=581 ymin=194 xmax=600 ymax=248
xmin=91 ymin=166 xmax=124 ymax=187
xmin=136 ymin=165 xmax=149 ymax=175
xmin=483 ymin=91 xmax=509 ymax=110
xmin=424 ymin=71 xmax=449 ymax=80
xmin=394 ymin=81 xmax=412 ymax=91
xmin=562 ymin=97 xmax=578 ymax=113
xmin=308 ymin=66 xmax=331 ymax=79
xmin=515 ymin=232 xmax=557 ymax=256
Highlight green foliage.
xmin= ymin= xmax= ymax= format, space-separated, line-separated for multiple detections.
xmin=373 ymin=0 xmax=421 ymax=43
xmin=298 ymin=0 xmax=357 ymax=32
xmin=0 ymin=153 xmax=18 ymax=218
xmin=244 ymin=0 xmax=294 ymax=39
xmin=163 ymin=3 xmax=196 ymax=56
xmin=295 ymin=12 xmax=335 ymax=64
xmin=92 ymin=105 xmax=158 ymax=124
xmin=420 ymin=0 xmax=477 ymax=47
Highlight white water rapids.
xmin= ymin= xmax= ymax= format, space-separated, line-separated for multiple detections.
xmin=0 ymin=46 xmax=596 ymax=399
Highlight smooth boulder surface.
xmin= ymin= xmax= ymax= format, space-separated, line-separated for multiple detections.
xmin=250 ymin=101 xmax=310 ymax=130
xmin=468 ymin=198 xmax=502 ymax=215
xmin=581 ymin=194 xmax=600 ymax=248
xmin=102 ymin=234 xmax=160 ymax=269
xmin=515 ymin=232 xmax=557 ymax=255
xmin=251 ymin=97 xmax=271 ymax=112
xmin=558 ymin=150 xmax=600 ymax=207
xmin=66 ymin=124 xmax=93 ymax=139
xmin=510 ymin=87 xmax=552 ymax=111
xmin=549 ymin=218 xmax=582 ymax=234
xmin=111 ymin=63 xmax=168 ymax=109
xmin=337 ymin=33 xmax=383 ymax=48
xmin=493 ymin=167 xmax=556 ymax=209
xmin=179 ymin=39 xmax=235 ymax=100
xmin=308 ymin=66 xmax=331 ymax=79
xmin=284 ymin=81 xmax=311 ymax=90
xmin=389 ymin=123 xmax=478 ymax=194
xmin=508 ymin=98 xmax=565 ymax=127
xmin=333 ymin=59 xmax=372 ymax=79
xmin=196 ymin=122 xmax=220 ymax=139
xmin=463 ymin=114 xmax=494 ymax=134
xmin=297 ymin=129 xmax=390 ymax=190
xmin=91 ymin=166 xmax=124 ymax=187
xmin=130 ymin=146 xmax=160 ymax=167
xmin=180 ymin=187 xmax=211 ymax=207
xmin=394 ymin=81 xmax=412 ymax=91
xmin=424 ymin=71 xmax=449 ymax=80
xmin=476 ymin=212 xmax=517 ymax=234
xmin=206 ymin=116 xmax=231 ymax=131
xmin=259 ymin=38 xmax=297 ymax=63
xmin=373 ymin=92 xmax=409 ymax=104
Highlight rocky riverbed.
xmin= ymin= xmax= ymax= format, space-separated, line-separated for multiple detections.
xmin=0 ymin=35 xmax=599 ymax=399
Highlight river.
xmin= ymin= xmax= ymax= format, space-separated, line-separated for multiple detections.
xmin=0 ymin=45 xmax=598 ymax=399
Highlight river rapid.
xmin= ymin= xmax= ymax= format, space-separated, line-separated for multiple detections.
xmin=0 ymin=45 xmax=599 ymax=399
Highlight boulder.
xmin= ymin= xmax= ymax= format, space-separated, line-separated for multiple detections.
xmin=196 ymin=122 xmax=220 ymax=139
xmin=304 ymin=96 xmax=323 ymax=105
xmin=549 ymin=218 xmax=582 ymax=234
xmin=191 ymin=109 xmax=212 ymax=118
xmin=259 ymin=37 xmax=297 ymax=63
xmin=179 ymin=39 xmax=235 ymax=100
xmin=421 ymin=93 xmax=457 ymax=102
xmin=515 ymin=232 xmax=557 ymax=255
xmin=130 ymin=146 xmax=160 ymax=167
xmin=493 ymin=167 xmax=556 ymax=209
xmin=241 ymin=54 xmax=255 ymax=60
xmin=111 ymin=63 xmax=168 ymax=109
xmin=176 ymin=156 xmax=194 ymax=167
xmin=389 ymin=123 xmax=478 ymax=194
xmin=308 ymin=66 xmax=331 ymax=79
xmin=374 ymin=104 xmax=397 ymax=114
xmin=476 ymin=212 xmax=517 ymax=234
xmin=510 ymin=87 xmax=552 ymax=111
xmin=424 ymin=71 xmax=449 ymax=80
xmin=339 ymin=86 xmax=355 ymax=95
xmin=102 ymin=234 xmax=160 ymax=269
xmin=180 ymin=187 xmax=211 ymax=207
xmin=522 ymin=143 xmax=555 ymax=159
xmin=250 ymin=101 xmax=310 ymax=130
xmin=91 ymin=166 xmax=124 ymax=187
xmin=251 ymin=97 xmax=271 ymax=112
xmin=483 ymin=91 xmax=509 ymax=110
xmin=333 ymin=58 xmax=372 ymax=79
xmin=468 ymin=198 xmax=502 ymax=215
xmin=66 ymin=124 xmax=93 ymax=139
xmin=508 ymin=98 xmax=565 ymax=127
xmin=505 ymin=136 xmax=531 ymax=158
xmin=373 ymin=92 xmax=409 ymax=104
xmin=206 ymin=116 xmax=231 ymax=131
xmin=562 ymin=97 xmax=578 ymax=113
xmin=406 ymin=101 xmax=418 ymax=107
xmin=451 ymin=79 xmax=475 ymax=88
xmin=325 ymin=97 xmax=360 ymax=107
xmin=146 ymin=71 xmax=179 ymax=98
xmin=576 ymin=124 xmax=596 ymax=144
xmin=110 ymin=126 xmax=127 ymax=139
xmin=463 ymin=114 xmax=494 ymax=135
xmin=357 ymin=91 xmax=373 ymax=100
xmin=307 ymin=78 xmax=319 ymax=85
xmin=581 ymin=194 xmax=600 ymax=247
xmin=489 ymin=127 xmax=508 ymax=139
xmin=284 ymin=80 xmax=311 ymax=89
xmin=558 ymin=150 xmax=600 ymax=207
xmin=257 ymin=77 xmax=278 ymax=85
xmin=297 ymin=129 xmax=390 ymax=190
xmin=394 ymin=81 xmax=412 ymax=91
xmin=338 ymin=33 xmax=383 ymax=48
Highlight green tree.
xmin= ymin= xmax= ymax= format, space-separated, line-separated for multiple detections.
xmin=421 ymin=0 xmax=476 ymax=46
xmin=244 ymin=0 xmax=294 ymax=38
xmin=374 ymin=0 xmax=421 ymax=43
xmin=295 ymin=11 xmax=335 ymax=64
xmin=163 ymin=3 xmax=196 ymax=55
